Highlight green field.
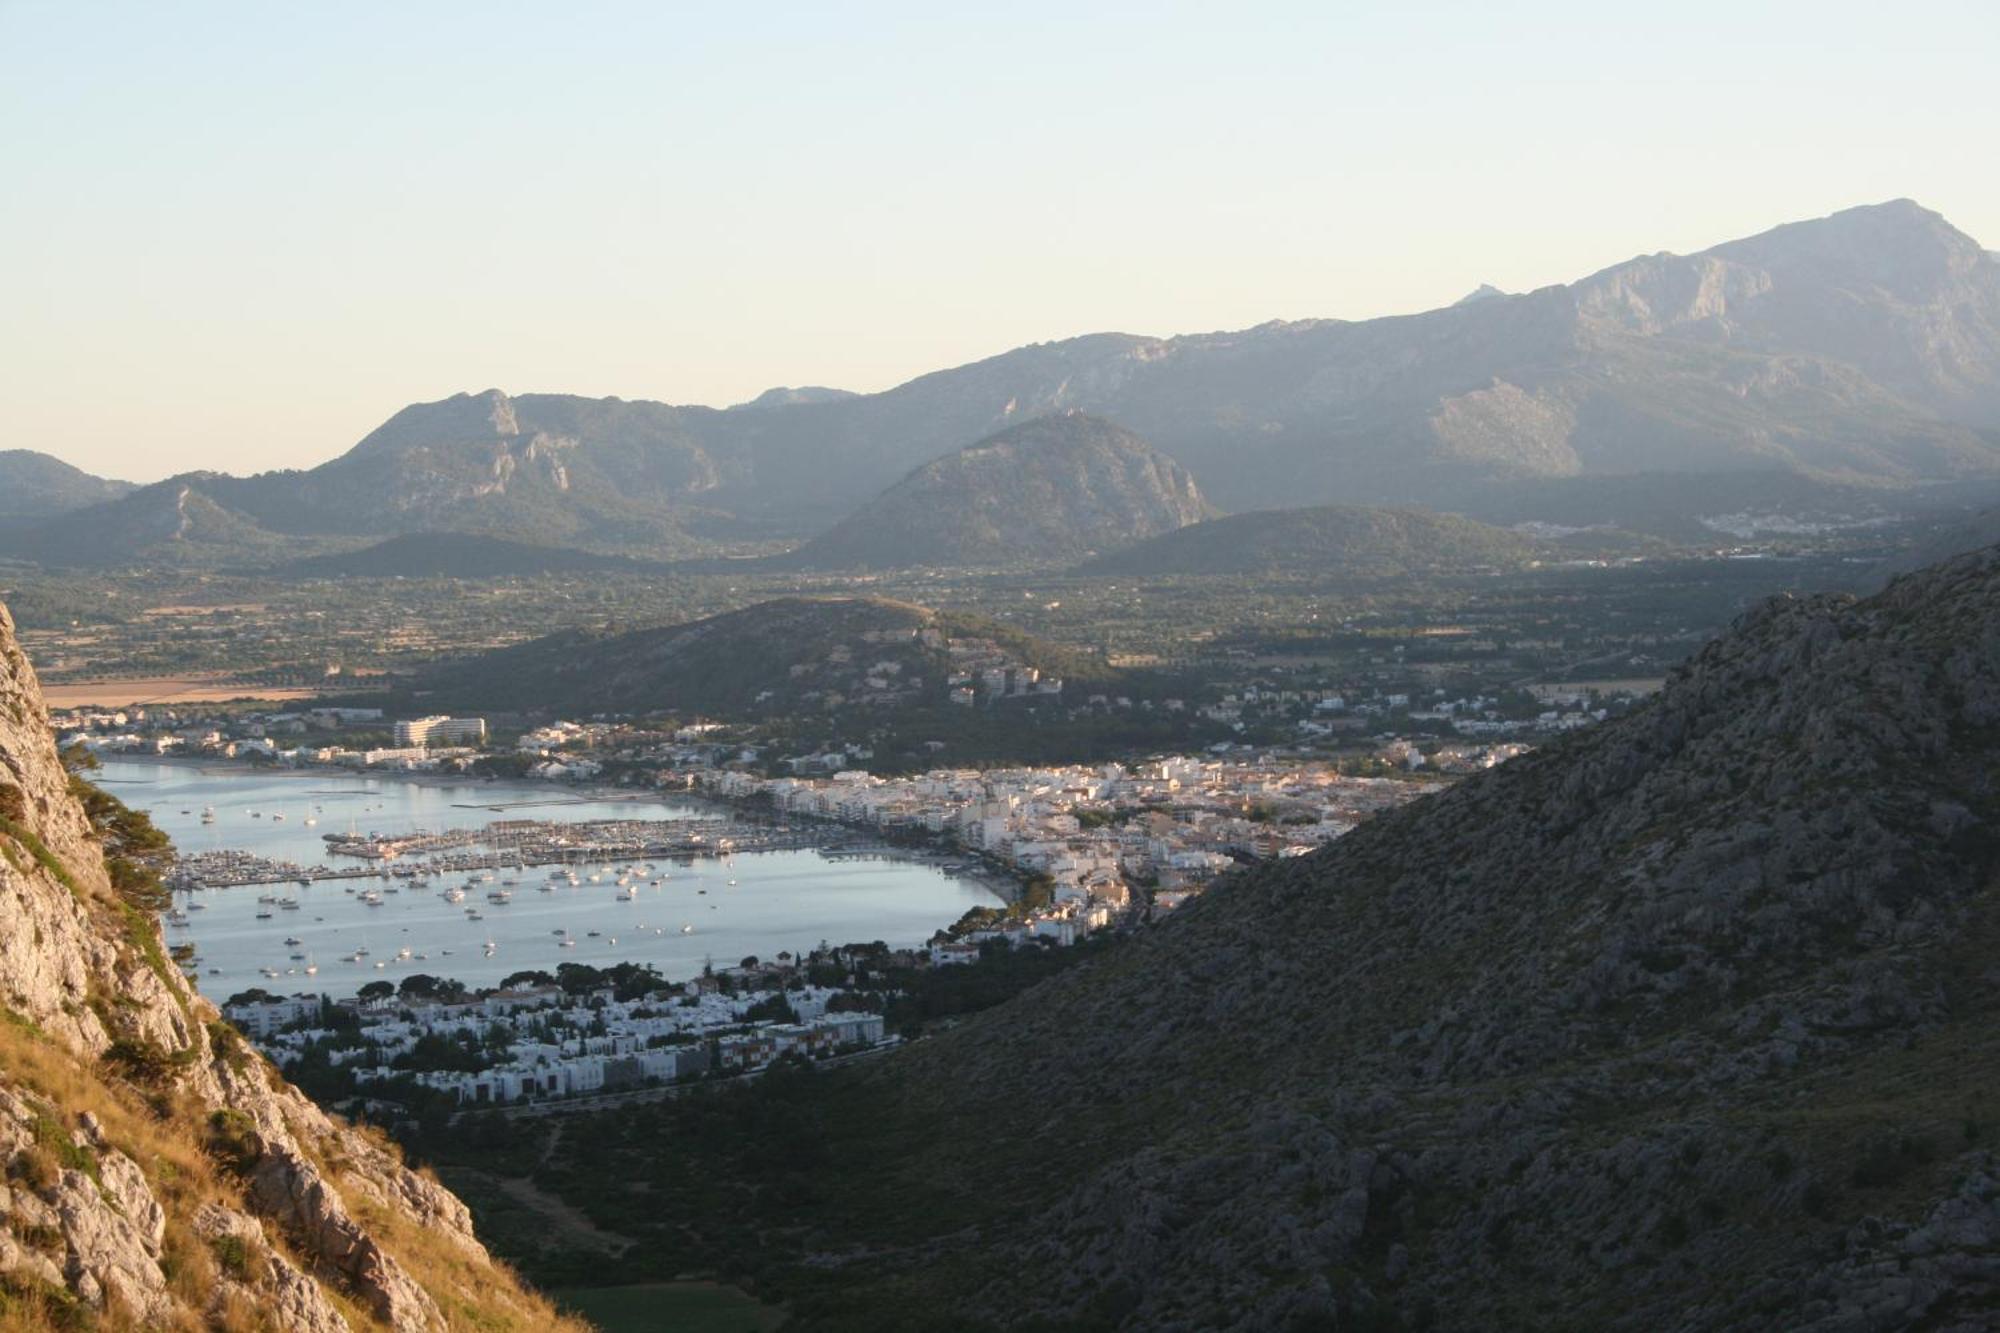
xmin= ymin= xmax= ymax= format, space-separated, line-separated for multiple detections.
xmin=556 ymin=1282 xmax=786 ymax=1332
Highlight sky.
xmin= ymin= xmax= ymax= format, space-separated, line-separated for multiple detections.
xmin=3 ymin=1 xmax=1997 ymax=482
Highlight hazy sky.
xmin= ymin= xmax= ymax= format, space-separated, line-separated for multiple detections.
xmin=4 ymin=1 xmax=1997 ymax=482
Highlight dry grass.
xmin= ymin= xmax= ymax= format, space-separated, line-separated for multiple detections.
xmin=2 ymin=1011 xmax=593 ymax=1332
xmin=0 ymin=1016 xmax=224 ymax=1220
xmin=2 ymin=845 xmax=590 ymax=1332
xmin=337 ymin=1176 xmax=595 ymax=1332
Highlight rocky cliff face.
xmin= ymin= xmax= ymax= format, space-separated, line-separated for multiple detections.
xmin=0 ymin=603 xmax=577 ymax=1330
xmin=712 ymin=544 xmax=2000 ymax=1329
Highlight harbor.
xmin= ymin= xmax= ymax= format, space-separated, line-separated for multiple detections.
xmin=103 ymin=758 xmax=1003 ymax=1001
xmin=168 ymin=819 xmax=855 ymax=889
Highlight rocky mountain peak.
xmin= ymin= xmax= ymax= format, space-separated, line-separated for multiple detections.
xmin=348 ymin=388 xmax=520 ymax=457
xmin=1711 ymin=197 xmax=1992 ymax=297
xmin=728 ymin=384 xmax=859 ymax=410
xmin=785 ymin=412 xmax=1212 ymax=569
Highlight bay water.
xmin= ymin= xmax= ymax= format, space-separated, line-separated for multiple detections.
xmin=96 ymin=759 xmax=999 ymax=1003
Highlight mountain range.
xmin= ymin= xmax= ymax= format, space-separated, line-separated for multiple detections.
xmin=6 ymin=200 xmax=1999 ymax=569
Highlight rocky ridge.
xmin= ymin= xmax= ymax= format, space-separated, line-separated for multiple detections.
xmin=0 ymin=602 xmax=577 ymax=1330
xmin=0 ymin=452 xmax=132 ymax=521
xmin=783 ymin=411 xmax=1212 ymax=569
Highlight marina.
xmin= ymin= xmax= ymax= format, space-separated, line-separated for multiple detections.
xmin=168 ymin=822 xmax=844 ymax=889
xmin=100 ymin=759 xmax=1001 ymax=1001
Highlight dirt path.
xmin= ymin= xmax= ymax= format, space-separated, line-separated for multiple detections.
xmin=483 ymin=1169 xmax=636 ymax=1257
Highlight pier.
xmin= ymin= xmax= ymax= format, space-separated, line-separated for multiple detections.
xmin=167 ymin=818 xmax=845 ymax=890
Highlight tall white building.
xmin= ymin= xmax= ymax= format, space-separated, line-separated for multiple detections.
xmin=394 ymin=715 xmax=487 ymax=747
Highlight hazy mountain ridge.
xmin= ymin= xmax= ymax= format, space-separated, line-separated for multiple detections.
xmin=728 ymin=386 xmax=859 ymax=410
xmin=783 ymin=412 xmax=1212 ymax=569
xmin=13 ymin=200 xmax=2000 ymax=566
xmin=652 ymin=542 xmax=2000 ymax=1329
xmin=0 ymin=477 xmax=341 ymax=569
xmin=0 ymin=451 xmax=133 ymax=520
xmin=0 ymin=602 xmax=579 ymax=1329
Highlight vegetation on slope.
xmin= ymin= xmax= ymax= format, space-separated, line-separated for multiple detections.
xmin=418 ymin=595 xmax=1123 ymax=721
xmin=411 ymin=544 xmax=2000 ymax=1330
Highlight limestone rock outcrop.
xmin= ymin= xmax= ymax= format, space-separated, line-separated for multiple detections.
xmin=0 ymin=601 xmax=577 ymax=1330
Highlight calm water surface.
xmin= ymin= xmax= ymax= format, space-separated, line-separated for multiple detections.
xmin=98 ymin=759 xmax=998 ymax=1002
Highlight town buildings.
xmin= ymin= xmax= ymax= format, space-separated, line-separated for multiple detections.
xmin=225 ymin=975 xmax=889 ymax=1106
